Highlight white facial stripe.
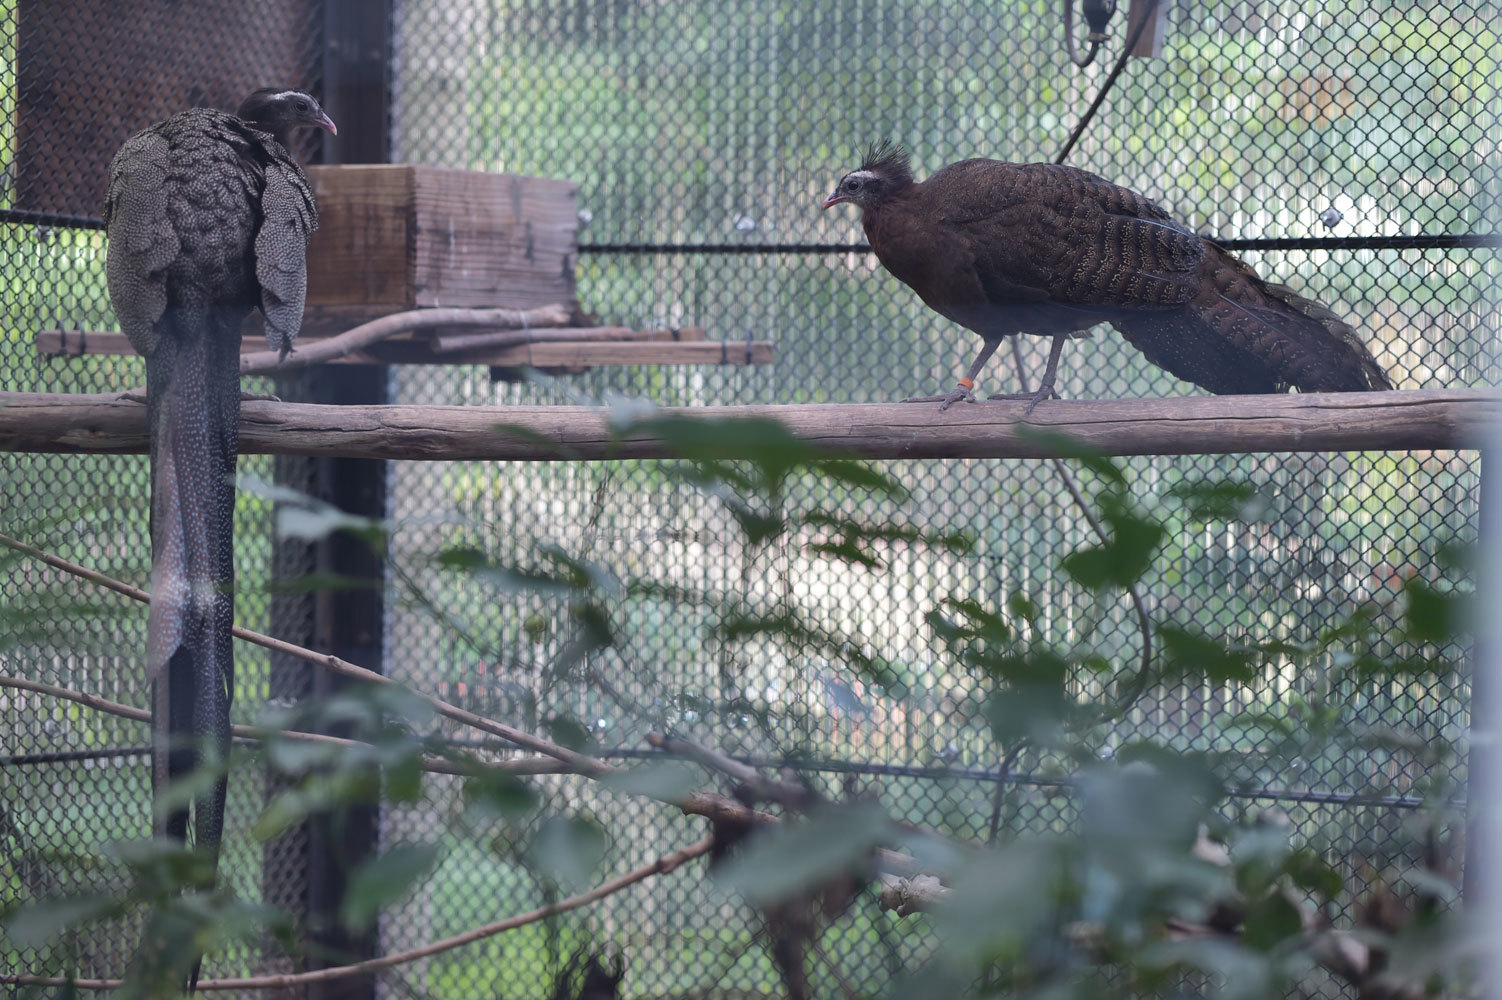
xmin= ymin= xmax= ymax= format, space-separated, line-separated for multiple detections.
xmin=846 ymin=170 xmax=877 ymax=183
xmin=268 ymin=91 xmax=307 ymax=104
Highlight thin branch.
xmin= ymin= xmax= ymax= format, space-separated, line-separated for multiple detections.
xmin=876 ymin=873 xmax=950 ymax=915
xmin=0 ymin=530 xmax=607 ymax=778
xmin=0 ymin=674 xmax=567 ymax=778
xmin=647 ymin=732 xmax=810 ymax=808
xmin=0 ymin=532 xmax=844 ymax=840
xmin=239 ymin=304 xmax=573 ymax=375
xmin=1 ymin=836 xmax=714 ymax=992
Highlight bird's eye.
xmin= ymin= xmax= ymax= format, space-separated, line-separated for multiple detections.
xmin=844 ymin=178 xmax=862 ymax=192
xmin=296 ymin=99 xmax=311 ymax=112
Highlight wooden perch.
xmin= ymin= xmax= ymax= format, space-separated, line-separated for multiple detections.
xmin=0 ymin=389 xmax=1491 ymax=461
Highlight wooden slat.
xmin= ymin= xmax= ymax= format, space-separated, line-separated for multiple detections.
xmin=0 ymin=390 xmax=1492 ymax=462
xmin=301 ymin=167 xmax=412 ymax=308
xmin=475 ymin=341 xmax=774 ymax=367
xmin=35 ymin=329 xmax=769 ymax=370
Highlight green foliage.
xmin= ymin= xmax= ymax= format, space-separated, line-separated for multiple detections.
xmin=1 ymin=415 xmax=1475 ymax=995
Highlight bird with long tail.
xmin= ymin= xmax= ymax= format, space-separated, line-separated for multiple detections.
xmin=822 ymin=141 xmax=1391 ymax=411
xmin=105 ymin=87 xmax=332 ymax=989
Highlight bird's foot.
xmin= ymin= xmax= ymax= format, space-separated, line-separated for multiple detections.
xmin=118 ymin=390 xmax=148 ymax=405
xmin=239 ymin=390 xmax=281 ymax=403
xmin=984 ymin=385 xmax=1060 ymax=415
xmin=902 ymin=380 xmax=976 ymax=411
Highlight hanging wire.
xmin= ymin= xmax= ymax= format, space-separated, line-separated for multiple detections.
xmin=1057 ymin=0 xmax=1160 ymax=163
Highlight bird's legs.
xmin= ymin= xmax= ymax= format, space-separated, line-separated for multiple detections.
xmin=985 ymin=334 xmax=1067 ymax=414
xmin=902 ymin=337 xmax=1003 ymax=411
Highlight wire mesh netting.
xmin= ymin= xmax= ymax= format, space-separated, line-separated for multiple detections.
xmin=2 ymin=0 xmax=1497 ymax=997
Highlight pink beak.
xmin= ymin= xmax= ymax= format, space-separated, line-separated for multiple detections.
xmin=317 ymin=114 xmax=338 ymax=136
xmin=820 ymin=193 xmax=847 ymax=210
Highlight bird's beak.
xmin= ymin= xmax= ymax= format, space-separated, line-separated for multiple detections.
xmin=317 ymin=114 xmax=338 ymax=136
xmin=820 ymin=193 xmax=847 ymax=210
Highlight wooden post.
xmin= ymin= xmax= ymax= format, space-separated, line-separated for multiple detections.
xmin=263 ymin=5 xmax=392 ymax=999
xmin=1126 ymin=0 xmax=1168 ymax=58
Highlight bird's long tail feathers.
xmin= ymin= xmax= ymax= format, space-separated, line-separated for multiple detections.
xmin=1113 ymin=248 xmax=1392 ymax=395
xmin=145 ymin=306 xmax=240 ymax=988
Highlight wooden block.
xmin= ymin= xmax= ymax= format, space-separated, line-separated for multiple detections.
xmin=302 ymin=165 xmax=579 ymax=326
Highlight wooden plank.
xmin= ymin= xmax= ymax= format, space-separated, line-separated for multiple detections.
xmin=1127 ymin=0 xmax=1168 ymax=58
xmin=472 ymin=341 xmax=774 ymax=367
xmin=303 ymin=167 xmax=413 ymax=308
xmin=430 ymin=326 xmax=708 ymax=353
xmin=35 ymin=329 xmax=762 ymax=370
xmin=410 ymin=168 xmax=578 ymax=311
xmin=0 ymin=390 xmax=1492 ymax=462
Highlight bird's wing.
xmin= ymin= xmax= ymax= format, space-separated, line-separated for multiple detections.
xmin=254 ymin=151 xmax=318 ymax=360
xmin=104 ymin=128 xmax=178 ymax=356
xmin=930 ymin=161 xmax=1209 ymax=312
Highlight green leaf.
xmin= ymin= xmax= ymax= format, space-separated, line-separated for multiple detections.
xmin=528 ymin=815 xmax=609 ymax=888
xmin=1060 ymin=503 xmax=1164 ymax=590
xmin=1167 ymin=480 xmax=1271 ymax=522
xmin=1241 ymin=890 xmax=1303 ymax=951
xmin=0 ymin=893 xmax=122 ymax=948
xmin=340 ymin=843 xmax=442 ymax=931
xmin=600 ymin=760 xmax=702 ymax=800
xmin=1159 ymin=625 xmax=1257 ymax=683
xmin=546 ymin=714 xmax=593 ymax=752
xmin=1403 ymin=578 xmax=1466 ymax=644
xmin=1284 ymin=850 xmax=1342 ymax=899
xmin=1012 ymin=426 xmax=1126 ymax=485
xmin=462 ymin=770 xmax=541 ymax=823
xmin=714 ymin=802 xmax=887 ymax=907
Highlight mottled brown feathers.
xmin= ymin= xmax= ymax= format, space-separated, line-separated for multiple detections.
xmin=827 ymin=148 xmax=1392 ymax=398
xmin=104 ymin=89 xmax=325 ymax=992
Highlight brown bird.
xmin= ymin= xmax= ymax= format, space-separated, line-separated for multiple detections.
xmin=105 ymin=87 xmax=331 ymax=990
xmin=822 ymin=141 xmax=1392 ymax=410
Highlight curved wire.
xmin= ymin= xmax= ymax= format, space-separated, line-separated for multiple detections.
xmin=1063 ymin=0 xmax=1105 ymax=67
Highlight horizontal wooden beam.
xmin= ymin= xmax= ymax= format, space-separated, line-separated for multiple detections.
xmin=35 ymin=327 xmax=772 ymax=370
xmin=0 ymin=390 xmax=1491 ymax=462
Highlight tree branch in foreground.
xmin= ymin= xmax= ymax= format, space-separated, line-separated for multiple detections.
xmin=1 ymin=836 xmax=713 ymax=991
xmin=0 ymin=530 xmax=925 ymax=869
xmin=0 ymin=674 xmax=568 ymax=778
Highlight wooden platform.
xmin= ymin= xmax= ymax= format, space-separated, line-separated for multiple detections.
xmin=35 ymin=326 xmax=774 ymax=372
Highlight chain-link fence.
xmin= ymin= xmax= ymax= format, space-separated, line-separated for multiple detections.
xmin=2 ymin=1 xmax=1496 ymax=997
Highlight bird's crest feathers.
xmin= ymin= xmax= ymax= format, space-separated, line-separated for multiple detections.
xmin=860 ymin=140 xmax=912 ymax=186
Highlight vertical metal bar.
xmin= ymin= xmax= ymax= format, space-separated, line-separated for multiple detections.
xmin=1470 ymin=443 xmax=1502 ymax=1000
xmin=264 ymin=3 xmax=392 ymax=998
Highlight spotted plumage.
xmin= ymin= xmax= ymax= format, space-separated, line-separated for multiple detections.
xmin=823 ymin=141 xmax=1392 ymax=409
xmin=104 ymin=87 xmax=329 ymax=990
